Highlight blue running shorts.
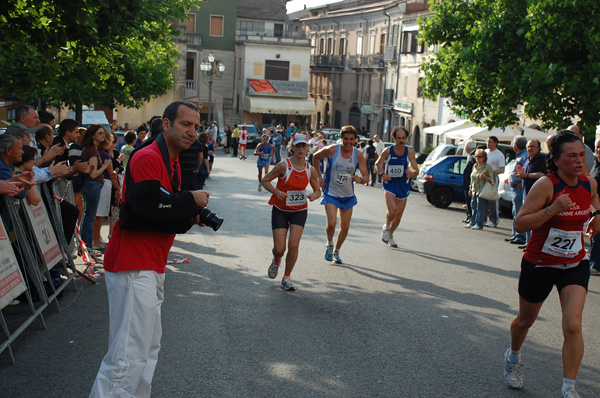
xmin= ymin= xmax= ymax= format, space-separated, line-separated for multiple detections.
xmin=320 ymin=193 xmax=357 ymax=210
xmin=383 ymin=180 xmax=410 ymax=200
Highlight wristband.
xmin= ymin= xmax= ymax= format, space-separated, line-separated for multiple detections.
xmin=591 ymin=210 xmax=600 ymax=218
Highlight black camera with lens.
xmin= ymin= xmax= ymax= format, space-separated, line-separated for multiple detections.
xmin=198 ymin=208 xmax=224 ymax=231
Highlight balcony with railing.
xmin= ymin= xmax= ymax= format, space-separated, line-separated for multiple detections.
xmin=185 ymin=80 xmax=196 ymax=98
xmin=347 ymin=55 xmax=385 ymax=70
xmin=185 ymin=33 xmax=202 ymax=49
xmin=367 ymin=55 xmax=384 ymax=69
xmin=347 ymin=55 xmax=366 ymax=69
xmin=310 ymin=55 xmax=345 ymax=69
xmin=236 ymin=33 xmax=310 ymax=47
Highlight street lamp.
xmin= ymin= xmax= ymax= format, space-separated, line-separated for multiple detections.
xmin=201 ymin=52 xmax=225 ymax=133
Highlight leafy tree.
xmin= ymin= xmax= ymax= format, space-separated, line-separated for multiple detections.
xmin=0 ymin=0 xmax=198 ymax=116
xmin=419 ymin=0 xmax=600 ymax=135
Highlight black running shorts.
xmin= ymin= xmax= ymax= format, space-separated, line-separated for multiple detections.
xmin=518 ymin=257 xmax=590 ymax=303
xmin=271 ymin=206 xmax=307 ymax=230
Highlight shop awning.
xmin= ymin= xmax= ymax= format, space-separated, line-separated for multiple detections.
xmin=244 ymin=96 xmax=316 ymax=115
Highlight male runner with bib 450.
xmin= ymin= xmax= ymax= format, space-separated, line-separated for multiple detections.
xmin=312 ymin=125 xmax=368 ymax=264
xmin=375 ymin=126 xmax=419 ymax=248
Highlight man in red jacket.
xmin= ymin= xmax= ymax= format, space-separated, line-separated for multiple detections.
xmin=90 ymin=102 xmax=210 ymax=398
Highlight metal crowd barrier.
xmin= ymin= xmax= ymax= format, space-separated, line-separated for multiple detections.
xmin=0 ymin=178 xmax=90 ymax=364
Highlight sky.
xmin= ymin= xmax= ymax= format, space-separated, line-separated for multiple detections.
xmin=286 ymin=0 xmax=343 ymax=13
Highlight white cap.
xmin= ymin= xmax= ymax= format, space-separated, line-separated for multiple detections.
xmin=290 ymin=123 xmax=294 ymax=126
xmin=291 ymin=133 xmax=308 ymax=145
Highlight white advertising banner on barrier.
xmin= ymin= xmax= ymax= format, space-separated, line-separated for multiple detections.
xmin=23 ymin=199 xmax=61 ymax=270
xmin=0 ymin=217 xmax=26 ymax=310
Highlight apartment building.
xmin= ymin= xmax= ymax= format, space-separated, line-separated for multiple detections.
xmin=234 ymin=0 xmax=314 ymax=129
xmin=294 ymin=0 xmax=395 ymax=134
xmin=117 ymin=1 xmax=237 ymax=128
xmin=291 ymin=0 xmax=456 ymax=151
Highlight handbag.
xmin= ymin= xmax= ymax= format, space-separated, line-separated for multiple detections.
xmin=479 ymin=181 xmax=499 ymax=201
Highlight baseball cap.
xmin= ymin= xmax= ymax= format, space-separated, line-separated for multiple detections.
xmin=5 ymin=123 xmax=36 ymax=137
xmin=292 ymin=133 xmax=308 ymax=145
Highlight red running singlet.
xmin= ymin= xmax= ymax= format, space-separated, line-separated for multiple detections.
xmin=524 ymin=173 xmax=591 ymax=266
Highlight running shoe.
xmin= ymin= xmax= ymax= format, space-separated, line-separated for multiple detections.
xmin=562 ymin=390 xmax=580 ymax=398
xmin=324 ymin=244 xmax=333 ymax=261
xmin=503 ymin=348 xmax=523 ymax=389
xmin=388 ymin=235 xmax=398 ymax=248
xmin=268 ymin=259 xmax=279 ymax=279
xmin=281 ymin=276 xmax=295 ymax=291
xmin=471 ymin=225 xmax=482 ymax=230
xmin=258 ymin=183 xmax=262 ymax=191
xmin=381 ymin=224 xmax=390 ymax=243
xmin=487 ymin=221 xmax=498 ymax=228
xmin=332 ymin=250 xmax=342 ymax=264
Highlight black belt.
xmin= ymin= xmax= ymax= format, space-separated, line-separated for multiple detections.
xmin=510 ymin=184 xmax=521 ymax=188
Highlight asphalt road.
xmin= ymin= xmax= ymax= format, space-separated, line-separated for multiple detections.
xmin=1 ymin=150 xmax=600 ymax=397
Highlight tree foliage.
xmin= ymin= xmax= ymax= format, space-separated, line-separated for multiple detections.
xmin=419 ymin=0 xmax=600 ymax=134
xmin=0 ymin=0 xmax=199 ymax=109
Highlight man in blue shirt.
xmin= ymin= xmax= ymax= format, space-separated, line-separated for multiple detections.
xmin=271 ymin=128 xmax=283 ymax=163
xmin=506 ymin=136 xmax=528 ymax=245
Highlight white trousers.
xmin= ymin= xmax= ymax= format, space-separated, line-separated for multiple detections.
xmin=90 ymin=270 xmax=165 ymax=398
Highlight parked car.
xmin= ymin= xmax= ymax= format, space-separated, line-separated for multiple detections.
xmin=317 ymin=128 xmax=341 ymax=144
xmin=239 ymin=124 xmax=261 ymax=148
xmin=417 ymin=155 xmax=468 ymax=208
xmin=409 ymin=152 xmax=429 ymax=192
xmin=421 ymin=144 xmax=457 ymax=169
xmin=497 ymin=159 xmax=516 ymax=216
xmin=113 ymin=130 xmax=127 ymax=152
xmin=456 ymin=141 xmax=516 ymax=163
xmin=417 ymin=144 xmax=457 ymax=184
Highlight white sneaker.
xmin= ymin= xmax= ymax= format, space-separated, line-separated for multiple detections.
xmin=258 ymin=183 xmax=262 ymax=191
xmin=268 ymin=259 xmax=279 ymax=279
xmin=503 ymin=348 xmax=523 ymax=389
xmin=471 ymin=225 xmax=482 ymax=230
xmin=487 ymin=221 xmax=498 ymax=228
xmin=332 ymin=250 xmax=343 ymax=264
xmin=388 ymin=235 xmax=398 ymax=248
xmin=281 ymin=276 xmax=295 ymax=291
xmin=381 ymin=224 xmax=390 ymax=243
xmin=562 ymin=389 xmax=580 ymax=398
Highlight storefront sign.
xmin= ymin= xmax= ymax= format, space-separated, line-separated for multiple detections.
xmin=361 ymin=105 xmax=373 ymax=115
xmin=247 ymin=79 xmax=308 ymax=96
xmin=394 ymin=101 xmax=413 ymax=113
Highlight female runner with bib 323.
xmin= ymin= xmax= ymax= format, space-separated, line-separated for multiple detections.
xmin=504 ymin=130 xmax=600 ymax=398
xmin=261 ymin=134 xmax=321 ymax=290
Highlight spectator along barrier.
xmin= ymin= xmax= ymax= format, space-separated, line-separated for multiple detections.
xmin=0 ymin=178 xmax=93 ymax=364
